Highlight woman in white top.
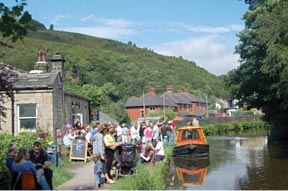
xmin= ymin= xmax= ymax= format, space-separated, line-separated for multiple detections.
xmin=63 ymin=129 xmax=75 ymax=148
xmin=153 ymin=136 xmax=165 ymax=161
xmin=130 ymin=123 xmax=140 ymax=143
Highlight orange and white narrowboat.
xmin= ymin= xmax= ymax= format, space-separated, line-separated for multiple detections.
xmin=172 ymin=126 xmax=209 ymax=157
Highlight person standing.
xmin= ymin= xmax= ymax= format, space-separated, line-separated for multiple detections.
xmin=192 ymin=116 xmax=199 ymax=126
xmin=55 ymin=128 xmax=62 ymax=155
xmin=121 ymin=123 xmax=128 ymax=143
xmin=152 ymin=121 xmax=159 ymax=147
xmin=116 ymin=123 xmax=122 ymax=142
xmin=93 ymin=124 xmax=114 ymax=185
xmin=74 ymin=118 xmax=82 ymax=129
xmin=92 ymin=154 xmax=103 ymax=190
xmin=144 ymin=122 xmax=153 ymax=144
xmin=139 ymin=121 xmax=146 ymax=143
xmin=103 ymin=125 xmax=122 ymax=183
xmin=130 ymin=123 xmax=140 ymax=143
xmin=166 ymin=121 xmax=173 ymax=146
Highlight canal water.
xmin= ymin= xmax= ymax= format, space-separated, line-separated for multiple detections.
xmin=166 ymin=130 xmax=288 ymax=190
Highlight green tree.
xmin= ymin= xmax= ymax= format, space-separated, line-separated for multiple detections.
xmin=0 ymin=0 xmax=32 ymax=121
xmin=229 ymin=0 xmax=288 ymax=142
xmin=81 ymin=84 xmax=104 ymax=108
xmin=0 ymin=0 xmax=32 ymax=45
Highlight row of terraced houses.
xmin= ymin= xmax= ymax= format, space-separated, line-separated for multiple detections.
xmin=125 ymin=86 xmax=208 ymax=121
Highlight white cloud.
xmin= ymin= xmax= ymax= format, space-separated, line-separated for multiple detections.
xmin=153 ymin=35 xmax=240 ymax=76
xmin=63 ymin=16 xmax=139 ymax=39
xmin=62 ymin=26 xmax=137 ymax=39
xmin=169 ymin=22 xmax=244 ymax=33
xmin=50 ymin=14 xmax=70 ymax=25
xmin=80 ymin=15 xmax=138 ymax=28
xmin=81 ymin=14 xmax=95 ymax=22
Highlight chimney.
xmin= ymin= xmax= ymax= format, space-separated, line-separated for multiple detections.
xmin=50 ymin=53 xmax=65 ymax=78
xmin=184 ymin=87 xmax=190 ymax=93
xmin=148 ymin=87 xmax=156 ymax=94
xmin=166 ymin=85 xmax=174 ymax=93
xmin=36 ymin=50 xmax=47 ymax=72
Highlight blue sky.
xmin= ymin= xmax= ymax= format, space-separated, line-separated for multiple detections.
xmin=9 ymin=0 xmax=249 ymax=76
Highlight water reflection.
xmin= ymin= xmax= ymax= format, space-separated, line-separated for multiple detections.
xmin=166 ymin=131 xmax=288 ymax=190
xmin=167 ymin=156 xmax=209 ymax=189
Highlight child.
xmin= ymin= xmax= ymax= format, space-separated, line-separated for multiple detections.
xmin=56 ymin=128 xmax=62 ymax=155
xmin=92 ymin=154 xmax=103 ymax=189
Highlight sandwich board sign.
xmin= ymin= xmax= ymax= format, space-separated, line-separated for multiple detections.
xmin=70 ymin=138 xmax=88 ymax=163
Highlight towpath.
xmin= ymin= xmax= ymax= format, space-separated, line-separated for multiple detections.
xmin=56 ymin=161 xmax=111 ymax=190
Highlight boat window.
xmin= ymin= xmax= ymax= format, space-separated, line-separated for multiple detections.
xmin=182 ymin=129 xmax=200 ymax=140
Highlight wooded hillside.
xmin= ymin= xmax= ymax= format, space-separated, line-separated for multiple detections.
xmin=0 ymin=29 xmax=229 ymax=121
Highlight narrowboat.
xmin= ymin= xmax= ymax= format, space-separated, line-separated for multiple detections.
xmin=172 ymin=126 xmax=209 ymax=157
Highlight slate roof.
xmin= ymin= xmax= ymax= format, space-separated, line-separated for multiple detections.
xmin=9 ymin=73 xmax=59 ymax=90
xmin=0 ymin=62 xmax=23 ymax=79
xmin=126 ymin=90 xmax=207 ymax=108
xmin=99 ymin=112 xmax=118 ymax=124
xmin=1 ymin=62 xmax=90 ymax=100
xmin=177 ymin=93 xmax=206 ymax=103
xmin=1 ymin=62 xmax=59 ymax=90
xmin=126 ymin=93 xmax=164 ymax=107
xmin=163 ymin=92 xmax=191 ymax=105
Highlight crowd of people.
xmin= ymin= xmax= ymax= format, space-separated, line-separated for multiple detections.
xmin=59 ymin=119 xmax=176 ymax=189
xmin=5 ymin=117 xmax=182 ymax=190
xmin=88 ymin=120 xmax=174 ymax=189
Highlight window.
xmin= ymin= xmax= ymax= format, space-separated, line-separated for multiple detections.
xmin=18 ymin=104 xmax=37 ymax=132
xmin=150 ymin=106 xmax=155 ymax=112
xmin=181 ymin=129 xmax=200 ymax=140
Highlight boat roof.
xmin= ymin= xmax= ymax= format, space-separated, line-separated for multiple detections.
xmin=177 ymin=126 xmax=203 ymax=131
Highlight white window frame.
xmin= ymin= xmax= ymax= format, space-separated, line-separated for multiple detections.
xmin=17 ymin=104 xmax=37 ymax=132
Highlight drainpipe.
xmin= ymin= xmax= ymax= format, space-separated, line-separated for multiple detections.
xmin=11 ymin=92 xmax=15 ymax=136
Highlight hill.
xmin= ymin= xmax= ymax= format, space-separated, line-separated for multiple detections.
xmin=0 ymin=29 xmax=229 ymax=121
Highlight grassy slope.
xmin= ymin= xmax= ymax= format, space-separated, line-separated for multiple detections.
xmin=0 ymin=29 xmax=228 ymax=119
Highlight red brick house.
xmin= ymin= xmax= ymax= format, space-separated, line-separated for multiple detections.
xmin=126 ymin=86 xmax=207 ymax=121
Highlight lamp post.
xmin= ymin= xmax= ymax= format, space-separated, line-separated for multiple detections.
xmin=11 ymin=92 xmax=15 ymax=136
xmin=142 ymin=89 xmax=146 ymax=120
xmin=163 ymin=92 xmax=166 ymax=118
xmin=202 ymin=93 xmax=209 ymax=118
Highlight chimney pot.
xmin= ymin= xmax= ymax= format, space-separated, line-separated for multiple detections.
xmin=36 ymin=50 xmax=47 ymax=72
xmin=148 ymin=87 xmax=156 ymax=94
xmin=166 ymin=85 xmax=174 ymax=93
xmin=184 ymin=87 xmax=190 ymax=93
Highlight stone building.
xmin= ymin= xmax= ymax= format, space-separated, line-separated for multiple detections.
xmin=0 ymin=52 xmax=90 ymax=136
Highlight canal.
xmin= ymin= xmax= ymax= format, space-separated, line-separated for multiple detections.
xmin=166 ymin=130 xmax=288 ymax=190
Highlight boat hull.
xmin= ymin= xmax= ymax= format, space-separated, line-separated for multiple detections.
xmin=172 ymin=144 xmax=209 ymax=157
